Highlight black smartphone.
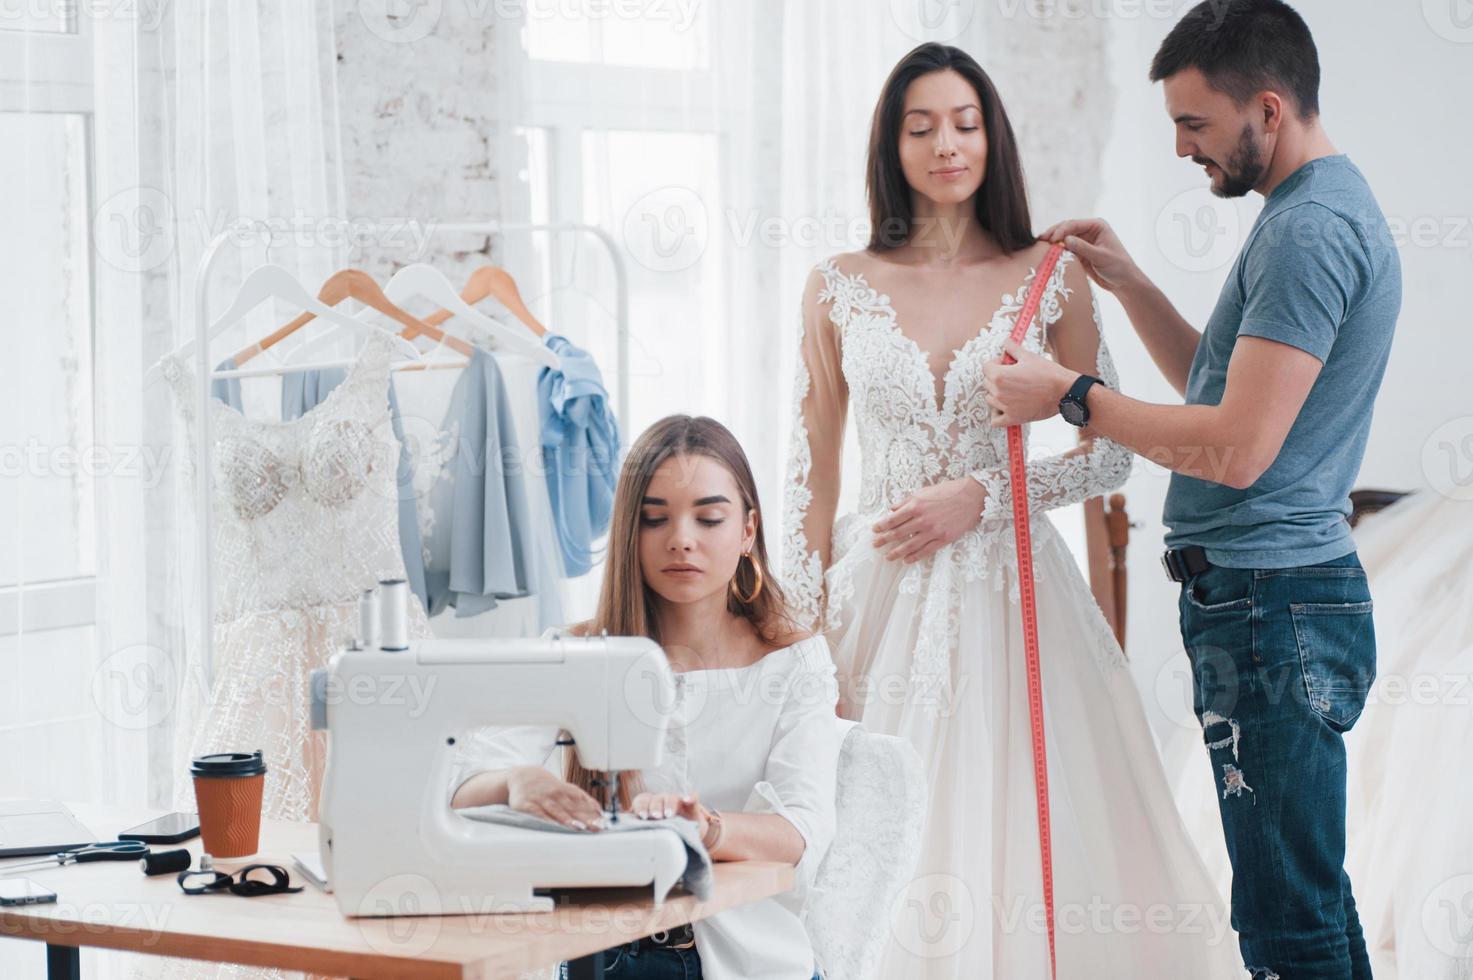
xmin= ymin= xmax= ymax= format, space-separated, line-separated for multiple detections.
xmin=0 ymin=878 xmax=58 ymax=906
xmin=118 ymin=812 xmax=200 ymax=845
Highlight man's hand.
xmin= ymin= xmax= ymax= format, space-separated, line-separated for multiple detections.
xmin=1041 ymin=218 xmax=1142 ymax=294
xmin=982 ymin=339 xmax=1079 ymax=428
xmin=872 ymin=476 xmax=988 ymax=563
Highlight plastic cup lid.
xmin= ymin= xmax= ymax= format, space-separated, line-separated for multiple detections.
xmin=190 ymin=750 xmax=267 ymax=778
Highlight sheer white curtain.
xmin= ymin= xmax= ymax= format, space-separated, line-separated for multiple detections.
xmin=1 ymin=3 xmax=340 ymax=973
xmin=90 ymin=2 xmax=348 ymax=816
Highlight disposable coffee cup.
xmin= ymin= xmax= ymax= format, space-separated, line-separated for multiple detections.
xmin=191 ymin=750 xmax=267 ymax=858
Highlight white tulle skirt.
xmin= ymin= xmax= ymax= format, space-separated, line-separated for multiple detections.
xmin=1346 ymin=491 xmax=1473 ymax=979
xmin=822 ymin=509 xmax=1243 ymax=979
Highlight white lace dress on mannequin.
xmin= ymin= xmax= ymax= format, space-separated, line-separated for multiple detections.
xmin=783 ymin=248 xmax=1242 ymax=978
xmin=137 ymin=332 xmax=431 ymax=980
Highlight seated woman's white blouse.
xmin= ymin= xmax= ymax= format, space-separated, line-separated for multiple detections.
xmin=450 ymin=630 xmax=842 ymax=980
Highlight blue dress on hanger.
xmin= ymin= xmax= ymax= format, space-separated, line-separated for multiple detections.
xmin=537 ymin=334 xmax=620 ymax=577
xmin=281 ymin=346 xmax=536 ymax=618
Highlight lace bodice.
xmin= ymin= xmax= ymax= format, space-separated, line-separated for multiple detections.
xmin=782 ymin=248 xmax=1132 ymax=635
xmin=163 ymin=332 xmax=408 ymax=622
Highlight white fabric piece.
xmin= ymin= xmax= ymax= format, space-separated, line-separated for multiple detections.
xmin=804 ymin=722 xmax=929 ymax=980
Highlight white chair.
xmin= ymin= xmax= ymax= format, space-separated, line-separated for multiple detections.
xmin=803 ymin=720 xmax=929 ymax=980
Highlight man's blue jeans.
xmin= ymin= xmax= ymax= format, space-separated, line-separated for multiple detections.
xmin=1178 ymin=551 xmax=1376 ymax=980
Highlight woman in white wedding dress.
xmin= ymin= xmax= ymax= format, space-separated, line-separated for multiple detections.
xmin=782 ymin=44 xmax=1242 ymax=978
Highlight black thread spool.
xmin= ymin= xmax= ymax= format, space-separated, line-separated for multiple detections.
xmin=140 ymin=849 xmax=193 ymax=876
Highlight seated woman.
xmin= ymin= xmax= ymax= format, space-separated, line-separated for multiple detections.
xmin=450 ymin=414 xmax=840 ymax=980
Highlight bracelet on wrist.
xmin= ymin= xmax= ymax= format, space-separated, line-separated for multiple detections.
xmin=700 ymin=807 xmax=725 ymax=851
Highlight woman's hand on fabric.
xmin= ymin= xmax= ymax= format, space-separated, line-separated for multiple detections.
xmin=506 ymin=765 xmax=605 ymax=831
xmin=631 ymin=791 xmax=710 ymax=835
xmin=872 ymin=477 xmax=988 ymax=562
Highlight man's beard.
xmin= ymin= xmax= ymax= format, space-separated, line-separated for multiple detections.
xmin=1200 ymin=124 xmax=1267 ymax=199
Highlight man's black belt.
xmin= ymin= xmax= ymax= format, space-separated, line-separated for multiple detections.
xmin=1162 ymin=545 xmax=1211 ymax=583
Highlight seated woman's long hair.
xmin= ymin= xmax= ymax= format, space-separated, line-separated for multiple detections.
xmin=562 ymin=414 xmax=796 ymax=812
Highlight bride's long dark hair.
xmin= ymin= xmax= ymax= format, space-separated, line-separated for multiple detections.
xmin=866 ymin=42 xmax=1035 ymax=253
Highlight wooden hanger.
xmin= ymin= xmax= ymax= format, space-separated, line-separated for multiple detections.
xmin=233 ymin=268 xmax=472 ymax=366
xmin=409 ymin=265 xmax=549 ymax=342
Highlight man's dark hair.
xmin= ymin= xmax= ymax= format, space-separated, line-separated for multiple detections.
xmin=1150 ymin=0 xmax=1320 ymax=119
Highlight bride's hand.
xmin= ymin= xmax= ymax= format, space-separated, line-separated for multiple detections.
xmin=872 ymin=477 xmax=988 ymax=563
xmin=1039 ymin=218 xmax=1141 ymax=294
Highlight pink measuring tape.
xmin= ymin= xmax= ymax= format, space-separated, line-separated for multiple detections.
xmin=1001 ymin=241 xmax=1067 ymax=978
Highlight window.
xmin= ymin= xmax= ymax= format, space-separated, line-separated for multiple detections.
xmin=0 ymin=11 xmax=100 ymax=797
xmin=508 ymin=1 xmax=723 ymax=431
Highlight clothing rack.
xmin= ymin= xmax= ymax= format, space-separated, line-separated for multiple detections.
xmin=190 ymin=221 xmax=630 ymax=688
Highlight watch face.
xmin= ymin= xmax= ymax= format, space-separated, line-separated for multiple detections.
xmin=1060 ymin=400 xmax=1086 ymax=426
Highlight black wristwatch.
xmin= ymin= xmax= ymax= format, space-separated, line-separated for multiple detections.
xmin=1059 ymin=374 xmax=1104 ymax=427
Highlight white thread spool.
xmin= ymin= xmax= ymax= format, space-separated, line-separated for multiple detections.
xmin=378 ymin=578 xmax=409 ymax=652
xmin=357 ymin=588 xmax=380 ymax=650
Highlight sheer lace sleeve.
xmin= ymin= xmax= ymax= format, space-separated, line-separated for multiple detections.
xmin=782 ymin=265 xmax=848 ymax=633
xmin=970 ymin=267 xmax=1132 ymax=521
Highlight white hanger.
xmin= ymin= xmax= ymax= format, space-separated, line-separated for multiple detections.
xmin=285 ymin=263 xmax=561 ymax=371
xmin=385 ymin=264 xmax=558 ymax=368
xmin=144 ymin=263 xmax=422 ymax=385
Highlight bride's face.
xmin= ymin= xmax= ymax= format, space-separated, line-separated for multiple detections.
xmin=637 ymin=453 xmax=756 ymax=607
xmin=898 ymin=69 xmax=988 ymax=211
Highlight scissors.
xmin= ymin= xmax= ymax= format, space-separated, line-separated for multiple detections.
xmin=0 ymin=841 xmax=150 ymax=876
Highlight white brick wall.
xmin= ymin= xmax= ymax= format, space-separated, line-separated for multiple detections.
xmin=333 ymin=0 xmax=529 ymax=282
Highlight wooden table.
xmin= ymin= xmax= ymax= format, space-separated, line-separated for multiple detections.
xmin=0 ymin=802 xmax=793 ymax=979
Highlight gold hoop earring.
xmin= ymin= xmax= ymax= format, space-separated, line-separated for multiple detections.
xmin=732 ymin=551 xmax=763 ymax=604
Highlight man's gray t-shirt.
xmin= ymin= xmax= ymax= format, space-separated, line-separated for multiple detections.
xmin=1162 ymin=155 xmax=1401 ymax=568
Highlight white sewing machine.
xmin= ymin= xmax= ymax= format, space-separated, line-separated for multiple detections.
xmin=312 ymin=581 xmax=687 ymax=918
